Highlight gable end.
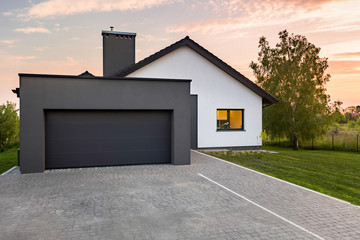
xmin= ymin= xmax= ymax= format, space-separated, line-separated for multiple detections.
xmin=115 ymin=36 xmax=278 ymax=105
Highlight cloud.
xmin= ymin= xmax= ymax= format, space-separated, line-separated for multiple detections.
xmin=68 ymin=37 xmax=80 ymax=40
xmin=167 ymin=19 xmax=242 ymax=34
xmin=278 ymin=0 xmax=342 ymax=8
xmin=137 ymin=34 xmax=169 ymax=42
xmin=0 ymin=50 xmax=91 ymax=106
xmin=0 ymin=40 xmax=16 ymax=45
xmin=54 ymin=26 xmax=70 ymax=32
xmin=14 ymin=56 xmax=37 ymax=60
xmin=0 ymin=50 xmax=84 ymax=76
xmin=64 ymin=56 xmax=81 ymax=65
xmin=328 ymin=60 xmax=360 ymax=75
xmin=35 ymin=47 xmax=49 ymax=51
xmin=168 ymin=0 xmax=360 ymax=35
xmin=2 ymin=11 xmax=13 ymax=16
xmin=13 ymin=27 xmax=51 ymax=34
xmin=207 ymin=0 xmax=342 ymax=16
xmin=308 ymin=22 xmax=360 ymax=33
xmin=23 ymin=0 xmax=178 ymax=19
xmin=168 ymin=0 xmax=303 ymax=34
xmin=334 ymin=52 xmax=360 ymax=58
xmin=166 ymin=16 xmax=288 ymax=34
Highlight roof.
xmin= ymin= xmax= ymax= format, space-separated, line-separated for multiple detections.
xmin=114 ymin=36 xmax=278 ymax=105
xmin=78 ymin=70 xmax=95 ymax=77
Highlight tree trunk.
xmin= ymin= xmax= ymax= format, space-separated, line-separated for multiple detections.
xmin=293 ymin=132 xmax=298 ymax=150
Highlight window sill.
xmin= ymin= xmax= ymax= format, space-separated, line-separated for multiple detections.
xmin=216 ymin=129 xmax=245 ymax=132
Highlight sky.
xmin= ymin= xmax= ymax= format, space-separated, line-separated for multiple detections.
xmin=1 ymin=0 xmax=360 ymax=108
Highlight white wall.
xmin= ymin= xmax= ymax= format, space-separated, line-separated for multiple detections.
xmin=128 ymin=46 xmax=263 ymax=148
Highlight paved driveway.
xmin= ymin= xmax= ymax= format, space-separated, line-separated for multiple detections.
xmin=1 ymin=151 xmax=359 ymax=240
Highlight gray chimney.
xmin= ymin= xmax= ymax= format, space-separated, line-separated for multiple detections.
xmin=102 ymin=29 xmax=136 ymax=77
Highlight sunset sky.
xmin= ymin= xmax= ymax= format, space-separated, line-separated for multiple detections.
xmin=1 ymin=0 xmax=360 ymax=107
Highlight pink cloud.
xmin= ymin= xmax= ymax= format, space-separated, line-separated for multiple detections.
xmin=137 ymin=34 xmax=169 ymax=42
xmin=334 ymin=52 xmax=360 ymax=58
xmin=168 ymin=0 xmax=359 ymax=35
xmin=24 ymin=0 xmax=178 ymax=19
xmin=167 ymin=18 xmax=249 ymax=34
xmin=13 ymin=27 xmax=51 ymax=34
xmin=2 ymin=11 xmax=13 ymax=16
xmin=34 ymin=47 xmax=49 ymax=51
xmin=275 ymin=0 xmax=342 ymax=9
xmin=14 ymin=56 xmax=37 ymax=60
xmin=207 ymin=0 xmax=342 ymax=17
xmin=328 ymin=60 xmax=360 ymax=75
xmin=0 ymin=40 xmax=16 ymax=44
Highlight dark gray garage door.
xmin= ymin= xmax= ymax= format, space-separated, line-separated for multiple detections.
xmin=45 ymin=110 xmax=171 ymax=169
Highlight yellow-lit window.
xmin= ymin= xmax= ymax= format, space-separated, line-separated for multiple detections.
xmin=217 ymin=109 xmax=243 ymax=130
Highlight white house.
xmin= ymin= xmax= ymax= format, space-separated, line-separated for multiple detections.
xmin=115 ymin=35 xmax=278 ymax=149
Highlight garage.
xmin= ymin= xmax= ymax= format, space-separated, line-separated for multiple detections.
xmin=45 ymin=110 xmax=171 ymax=169
xmin=18 ymin=74 xmax=191 ymax=173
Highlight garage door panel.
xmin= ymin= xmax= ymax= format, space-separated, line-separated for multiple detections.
xmin=45 ymin=110 xmax=171 ymax=169
xmin=47 ymin=136 xmax=170 ymax=154
xmin=47 ymin=150 xmax=169 ymax=168
xmin=48 ymin=120 xmax=170 ymax=138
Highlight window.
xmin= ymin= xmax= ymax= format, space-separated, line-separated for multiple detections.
xmin=217 ymin=109 xmax=244 ymax=130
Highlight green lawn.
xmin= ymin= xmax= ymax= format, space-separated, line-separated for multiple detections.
xmin=204 ymin=146 xmax=360 ymax=205
xmin=0 ymin=143 xmax=19 ymax=174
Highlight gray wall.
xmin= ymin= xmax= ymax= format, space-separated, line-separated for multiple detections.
xmin=190 ymin=95 xmax=198 ymax=149
xmin=19 ymin=75 xmax=192 ymax=173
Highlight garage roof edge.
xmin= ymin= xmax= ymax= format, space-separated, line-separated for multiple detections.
xmin=18 ymin=73 xmax=192 ymax=82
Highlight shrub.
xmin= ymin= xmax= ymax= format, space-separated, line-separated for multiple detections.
xmin=0 ymin=102 xmax=19 ymax=151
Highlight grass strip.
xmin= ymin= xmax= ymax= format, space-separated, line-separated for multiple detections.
xmin=203 ymin=147 xmax=360 ymax=205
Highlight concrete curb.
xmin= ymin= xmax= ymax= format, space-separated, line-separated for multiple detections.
xmin=1 ymin=166 xmax=18 ymax=176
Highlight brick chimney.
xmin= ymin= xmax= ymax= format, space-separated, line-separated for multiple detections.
xmin=102 ymin=28 xmax=136 ymax=77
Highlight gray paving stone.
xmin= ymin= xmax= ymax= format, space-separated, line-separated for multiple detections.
xmin=0 ymin=150 xmax=359 ymax=239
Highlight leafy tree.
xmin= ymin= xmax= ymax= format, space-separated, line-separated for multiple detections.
xmin=344 ymin=106 xmax=359 ymax=122
xmin=331 ymin=100 xmax=346 ymax=123
xmin=348 ymin=121 xmax=357 ymax=129
xmin=0 ymin=101 xmax=19 ymax=151
xmin=250 ymin=30 xmax=332 ymax=149
xmin=346 ymin=106 xmax=356 ymax=113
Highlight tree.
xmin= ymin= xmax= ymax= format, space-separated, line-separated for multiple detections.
xmin=0 ymin=101 xmax=19 ymax=151
xmin=250 ymin=30 xmax=332 ymax=149
xmin=330 ymin=100 xmax=346 ymax=123
xmin=344 ymin=106 xmax=359 ymax=122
